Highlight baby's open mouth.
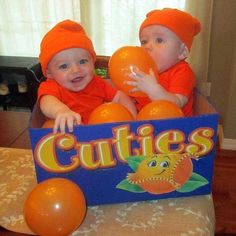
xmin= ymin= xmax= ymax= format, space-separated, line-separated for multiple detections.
xmin=71 ymin=76 xmax=84 ymax=83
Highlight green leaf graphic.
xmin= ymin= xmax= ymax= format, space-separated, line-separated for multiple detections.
xmin=116 ymin=179 xmax=145 ymax=193
xmin=126 ymin=156 xmax=145 ymax=172
xmin=177 ymin=172 xmax=209 ymax=193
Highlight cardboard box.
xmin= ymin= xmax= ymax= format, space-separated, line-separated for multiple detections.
xmin=29 ymin=90 xmax=218 ymax=206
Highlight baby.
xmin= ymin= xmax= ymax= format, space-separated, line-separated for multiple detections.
xmin=38 ymin=20 xmax=137 ymax=133
xmin=126 ymin=8 xmax=201 ymax=116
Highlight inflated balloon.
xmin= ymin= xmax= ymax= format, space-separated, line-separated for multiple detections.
xmin=42 ymin=119 xmax=55 ymax=128
xmin=108 ymin=46 xmax=158 ymax=97
xmin=88 ymin=102 xmax=134 ymax=124
xmin=24 ymin=178 xmax=86 ymax=236
xmin=137 ymin=100 xmax=184 ymax=121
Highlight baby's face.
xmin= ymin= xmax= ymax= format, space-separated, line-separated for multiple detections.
xmin=46 ymin=48 xmax=94 ymax=92
xmin=140 ymin=25 xmax=186 ymax=73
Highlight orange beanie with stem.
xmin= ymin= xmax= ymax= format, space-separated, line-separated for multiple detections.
xmin=139 ymin=8 xmax=201 ymax=51
xmin=39 ymin=20 xmax=96 ymax=76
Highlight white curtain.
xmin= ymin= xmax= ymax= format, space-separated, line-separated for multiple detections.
xmin=80 ymin=0 xmax=185 ymax=55
xmin=0 ymin=0 xmax=186 ymax=57
xmin=0 ymin=0 xmax=213 ymax=94
xmin=0 ymin=0 xmax=82 ymax=57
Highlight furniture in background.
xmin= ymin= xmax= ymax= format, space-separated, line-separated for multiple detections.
xmin=0 ymin=56 xmax=41 ymax=111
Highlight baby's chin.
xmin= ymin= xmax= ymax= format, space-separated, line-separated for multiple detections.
xmin=67 ymin=85 xmax=85 ymax=92
xmin=71 ymin=88 xmax=84 ymax=93
xmin=67 ymin=82 xmax=88 ymax=92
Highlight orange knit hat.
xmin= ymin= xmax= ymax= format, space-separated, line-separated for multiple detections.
xmin=39 ymin=20 xmax=96 ymax=76
xmin=139 ymin=8 xmax=201 ymax=50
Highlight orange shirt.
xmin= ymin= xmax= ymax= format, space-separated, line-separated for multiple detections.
xmin=38 ymin=75 xmax=117 ymax=124
xmin=134 ymin=61 xmax=196 ymax=116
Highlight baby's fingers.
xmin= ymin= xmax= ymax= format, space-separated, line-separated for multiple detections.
xmin=129 ymin=87 xmax=140 ymax=93
xmin=58 ymin=117 xmax=67 ymax=134
xmin=149 ymin=68 xmax=154 ymax=76
xmin=124 ymin=80 xmax=137 ymax=86
xmin=66 ymin=114 xmax=82 ymax=132
xmin=74 ymin=114 xmax=82 ymax=125
xmin=131 ymin=66 xmax=147 ymax=77
xmin=66 ymin=116 xmax=75 ymax=133
xmin=53 ymin=122 xmax=60 ymax=134
xmin=53 ymin=116 xmax=66 ymax=134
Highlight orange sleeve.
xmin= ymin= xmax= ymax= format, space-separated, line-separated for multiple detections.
xmin=160 ymin=61 xmax=196 ymax=98
xmin=37 ymin=79 xmax=62 ymax=102
xmin=93 ymin=76 xmax=117 ymax=101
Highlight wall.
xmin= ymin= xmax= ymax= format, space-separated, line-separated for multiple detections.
xmin=208 ymin=0 xmax=236 ymax=142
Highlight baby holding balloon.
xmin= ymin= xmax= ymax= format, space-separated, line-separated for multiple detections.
xmin=37 ymin=20 xmax=137 ymax=133
xmin=125 ymin=8 xmax=201 ymax=117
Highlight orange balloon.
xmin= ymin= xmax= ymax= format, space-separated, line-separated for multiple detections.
xmin=88 ymin=103 xmax=134 ymax=124
xmin=108 ymin=46 xmax=158 ymax=97
xmin=42 ymin=119 xmax=55 ymax=128
xmin=137 ymin=100 xmax=184 ymax=121
xmin=24 ymin=178 xmax=86 ymax=236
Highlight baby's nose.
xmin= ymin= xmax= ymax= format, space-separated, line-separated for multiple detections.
xmin=71 ymin=64 xmax=81 ymax=73
xmin=143 ymin=42 xmax=153 ymax=52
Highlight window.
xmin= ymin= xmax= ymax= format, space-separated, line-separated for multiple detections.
xmin=0 ymin=0 xmax=185 ymax=56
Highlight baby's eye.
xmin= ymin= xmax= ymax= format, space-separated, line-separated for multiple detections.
xmin=58 ymin=64 xmax=68 ymax=70
xmin=155 ymin=37 xmax=163 ymax=43
xmin=140 ymin=39 xmax=147 ymax=46
xmin=79 ymin=59 xmax=88 ymax=65
xmin=160 ymin=161 xmax=169 ymax=168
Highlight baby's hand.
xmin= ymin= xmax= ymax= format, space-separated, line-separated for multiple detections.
xmin=125 ymin=66 xmax=158 ymax=95
xmin=53 ymin=110 xmax=82 ymax=134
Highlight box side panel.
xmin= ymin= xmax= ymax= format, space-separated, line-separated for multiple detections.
xmin=30 ymin=102 xmax=46 ymax=128
xmin=193 ymin=90 xmax=217 ymax=115
xmin=30 ymin=114 xmax=218 ymax=206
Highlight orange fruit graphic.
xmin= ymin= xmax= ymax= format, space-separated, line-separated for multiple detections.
xmin=127 ymin=153 xmax=193 ymax=194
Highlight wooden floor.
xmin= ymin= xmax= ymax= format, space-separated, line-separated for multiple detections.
xmin=213 ymin=147 xmax=236 ymax=235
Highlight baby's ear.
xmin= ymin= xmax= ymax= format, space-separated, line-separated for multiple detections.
xmin=178 ymin=43 xmax=189 ymax=60
xmin=46 ymin=68 xmax=53 ymax=78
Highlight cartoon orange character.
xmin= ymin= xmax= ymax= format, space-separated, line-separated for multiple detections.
xmin=127 ymin=153 xmax=192 ymax=194
xmin=116 ymin=153 xmax=208 ymax=195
